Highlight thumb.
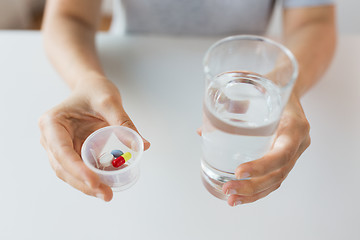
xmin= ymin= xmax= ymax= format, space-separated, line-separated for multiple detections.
xmin=97 ymin=100 xmax=150 ymax=150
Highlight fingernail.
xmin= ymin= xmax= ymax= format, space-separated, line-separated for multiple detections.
xmin=233 ymin=200 xmax=242 ymax=206
xmin=85 ymin=181 xmax=92 ymax=188
xmin=228 ymin=189 xmax=237 ymax=195
xmin=96 ymin=193 xmax=105 ymax=201
xmin=142 ymin=138 xmax=151 ymax=147
xmin=238 ymin=172 xmax=251 ymax=179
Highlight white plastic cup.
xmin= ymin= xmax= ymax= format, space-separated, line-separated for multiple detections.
xmin=81 ymin=126 xmax=144 ymax=191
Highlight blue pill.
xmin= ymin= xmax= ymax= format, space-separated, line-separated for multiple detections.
xmin=111 ymin=150 xmax=124 ymax=158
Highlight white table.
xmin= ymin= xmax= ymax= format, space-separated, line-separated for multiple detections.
xmin=0 ymin=31 xmax=359 ymax=240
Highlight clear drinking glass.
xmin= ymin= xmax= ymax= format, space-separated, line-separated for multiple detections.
xmin=81 ymin=126 xmax=144 ymax=191
xmin=201 ymin=35 xmax=298 ymax=200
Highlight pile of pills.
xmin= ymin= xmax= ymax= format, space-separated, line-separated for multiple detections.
xmin=98 ymin=149 xmax=132 ymax=169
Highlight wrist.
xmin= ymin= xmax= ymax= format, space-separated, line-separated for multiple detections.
xmin=72 ymin=72 xmax=111 ymax=91
xmin=282 ymin=92 xmax=306 ymax=119
xmin=72 ymin=75 xmax=121 ymax=103
xmin=292 ymin=84 xmax=306 ymax=99
xmin=286 ymin=92 xmax=301 ymax=107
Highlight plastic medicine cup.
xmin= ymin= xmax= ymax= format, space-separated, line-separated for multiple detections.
xmin=81 ymin=126 xmax=144 ymax=191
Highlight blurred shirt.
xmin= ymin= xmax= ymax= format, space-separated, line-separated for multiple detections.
xmin=112 ymin=0 xmax=334 ymax=36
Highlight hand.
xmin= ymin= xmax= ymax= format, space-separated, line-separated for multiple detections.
xmin=222 ymin=94 xmax=311 ymax=206
xmin=38 ymin=79 xmax=150 ymax=201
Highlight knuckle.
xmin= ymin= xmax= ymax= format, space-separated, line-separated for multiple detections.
xmin=252 ymin=163 xmax=266 ymax=176
xmin=51 ymin=148 xmax=63 ymax=159
xmin=121 ymin=119 xmax=135 ymax=129
xmin=283 ymin=148 xmax=294 ymax=163
xmin=303 ymin=120 xmax=310 ymax=133
xmin=39 ymin=136 xmax=45 ymax=147
xmin=274 ymin=183 xmax=282 ymax=191
xmin=78 ymin=185 xmax=93 ymax=196
xmin=54 ymin=167 xmax=64 ymax=180
xmin=50 ymin=157 xmax=63 ymax=179
xmin=299 ymin=118 xmax=310 ymax=133
xmin=299 ymin=135 xmax=311 ymax=153
xmin=51 ymin=145 xmax=72 ymax=161
xmin=244 ymin=182 xmax=256 ymax=196
xmin=305 ymin=136 xmax=311 ymax=148
xmin=97 ymin=95 xmax=118 ymax=109
xmin=38 ymin=112 xmax=51 ymax=129
xmin=276 ymin=167 xmax=287 ymax=182
xmin=37 ymin=116 xmax=45 ymax=129
xmin=38 ymin=110 xmax=59 ymax=130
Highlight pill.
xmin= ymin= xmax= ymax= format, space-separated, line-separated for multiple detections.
xmin=111 ymin=149 xmax=124 ymax=158
xmin=112 ymin=152 xmax=132 ymax=168
xmin=99 ymin=152 xmax=114 ymax=167
xmin=112 ymin=156 xmax=125 ymax=168
xmin=121 ymin=152 xmax=132 ymax=161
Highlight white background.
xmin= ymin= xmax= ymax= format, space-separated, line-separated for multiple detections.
xmin=0 ymin=31 xmax=359 ymax=240
xmin=0 ymin=1 xmax=359 ymax=239
xmin=336 ymin=0 xmax=360 ymax=33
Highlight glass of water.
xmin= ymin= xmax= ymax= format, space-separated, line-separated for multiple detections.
xmin=201 ymin=35 xmax=298 ymax=200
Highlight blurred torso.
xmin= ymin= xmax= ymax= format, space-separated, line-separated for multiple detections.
xmin=112 ymin=0 xmax=276 ymax=36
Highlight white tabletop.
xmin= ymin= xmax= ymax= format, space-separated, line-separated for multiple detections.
xmin=0 ymin=31 xmax=359 ymax=240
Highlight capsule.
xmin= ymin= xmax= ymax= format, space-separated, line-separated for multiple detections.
xmin=112 ymin=156 xmax=125 ymax=168
xmin=112 ymin=152 xmax=132 ymax=168
xmin=122 ymin=152 xmax=131 ymax=161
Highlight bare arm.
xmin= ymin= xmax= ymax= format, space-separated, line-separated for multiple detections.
xmin=283 ymin=5 xmax=336 ymax=97
xmin=223 ymin=5 xmax=336 ymax=206
xmin=43 ymin=0 xmax=105 ymax=89
xmin=39 ymin=0 xmax=149 ymax=201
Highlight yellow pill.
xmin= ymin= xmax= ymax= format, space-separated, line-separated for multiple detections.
xmin=122 ymin=152 xmax=132 ymax=162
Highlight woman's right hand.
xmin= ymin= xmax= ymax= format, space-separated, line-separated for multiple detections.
xmin=38 ymin=78 xmax=150 ymax=201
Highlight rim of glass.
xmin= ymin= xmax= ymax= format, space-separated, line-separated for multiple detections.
xmin=203 ymin=35 xmax=299 ymax=88
xmin=81 ymin=126 xmax=144 ymax=175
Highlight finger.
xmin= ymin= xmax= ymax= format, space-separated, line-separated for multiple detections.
xmin=40 ymin=116 xmax=101 ymax=188
xmin=95 ymin=96 xmax=151 ymax=150
xmin=238 ymin=132 xmax=309 ymax=180
xmin=223 ymin=139 xmax=309 ymax=197
xmin=234 ymin=108 xmax=311 ymax=179
xmin=196 ymin=127 xmax=202 ymax=136
xmin=200 ymin=113 xmax=217 ymax=135
xmin=109 ymin=110 xmax=151 ymax=150
xmin=235 ymin=134 xmax=299 ymax=179
xmin=227 ymin=183 xmax=281 ymax=206
xmin=225 ymin=100 xmax=249 ymax=114
xmin=224 ymin=159 xmax=293 ymax=197
xmin=48 ymin=152 xmax=113 ymax=201
xmin=235 ymin=98 xmax=310 ymax=179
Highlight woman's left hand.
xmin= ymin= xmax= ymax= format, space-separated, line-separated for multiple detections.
xmin=222 ymin=93 xmax=311 ymax=206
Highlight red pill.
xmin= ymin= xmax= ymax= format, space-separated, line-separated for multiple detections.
xmin=112 ymin=155 xmax=125 ymax=168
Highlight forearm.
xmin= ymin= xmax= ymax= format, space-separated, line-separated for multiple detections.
xmin=42 ymin=0 xmax=106 ymax=90
xmin=283 ymin=6 xmax=336 ymax=97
